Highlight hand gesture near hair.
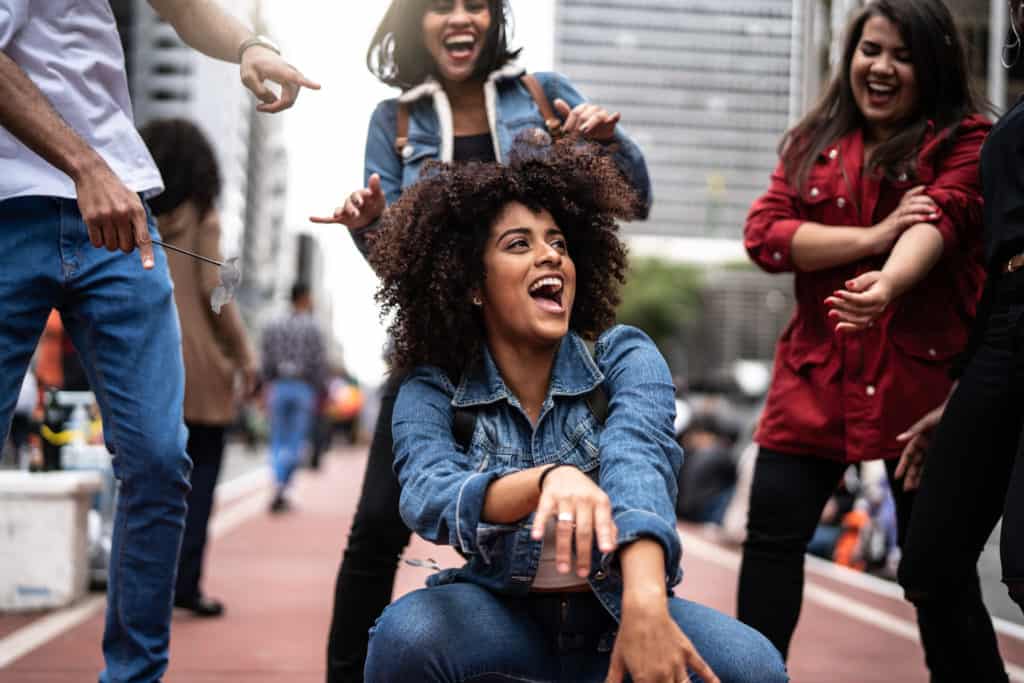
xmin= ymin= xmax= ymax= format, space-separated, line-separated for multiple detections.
xmin=530 ymin=465 xmax=617 ymax=578
xmin=554 ymin=99 xmax=620 ymax=142
xmin=309 ymin=174 xmax=386 ymax=230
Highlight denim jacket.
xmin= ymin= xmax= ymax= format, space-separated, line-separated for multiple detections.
xmin=351 ymin=63 xmax=652 ymax=259
xmin=392 ymin=325 xmax=683 ymax=622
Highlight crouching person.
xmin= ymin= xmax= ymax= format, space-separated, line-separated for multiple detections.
xmin=363 ymin=137 xmax=788 ymax=683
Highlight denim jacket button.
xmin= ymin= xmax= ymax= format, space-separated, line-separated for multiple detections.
xmin=401 ymin=144 xmax=414 ymax=160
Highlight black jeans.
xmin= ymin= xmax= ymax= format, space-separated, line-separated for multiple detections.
xmin=175 ymin=422 xmax=226 ymax=602
xmin=737 ymin=448 xmax=914 ymax=659
xmin=326 ymin=376 xmax=411 ymax=683
xmin=897 ymin=271 xmax=1024 ymax=683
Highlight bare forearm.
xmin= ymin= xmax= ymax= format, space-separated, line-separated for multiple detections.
xmin=880 ymin=223 xmax=944 ymax=299
xmin=620 ymin=538 xmax=668 ymax=607
xmin=148 ymin=0 xmax=251 ymax=63
xmin=791 ymin=222 xmax=878 ymax=271
xmin=481 ymin=467 xmax=547 ymax=523
xmin=0 ymin=52 xmax=105 ymax=182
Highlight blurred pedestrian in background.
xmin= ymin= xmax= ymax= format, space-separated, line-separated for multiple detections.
xmin=311 ymin=1 xmax=652 ymax=680
xmin=140 ymin=117 xmax=259 ymax=619
xmin=0 ymin=0 xmax=316 ymax=678
xmin=740 ymin=0 xmax=989 ymax=667
xmin=261 ymin=282 xmax=327 ymax=513
xmin=854 ymin=1 xmax=1024 ymax=679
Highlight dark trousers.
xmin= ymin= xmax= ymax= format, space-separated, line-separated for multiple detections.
xmin=897 ymin=272 xmax=1024 ymax=683
xmin=737 ymin=448 xmax=914 ymax=659
xmin=175 ymin=422 xmax=226 ymax=603
xmin=326 ymin=378 xmax=411 ymax=683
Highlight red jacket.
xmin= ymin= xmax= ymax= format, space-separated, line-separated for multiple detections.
xmin=745 ymin=115 xmax=990 ymax=463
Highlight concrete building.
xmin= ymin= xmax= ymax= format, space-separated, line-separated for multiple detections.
xmin=554 ymin=0 xmax=817 ymax=243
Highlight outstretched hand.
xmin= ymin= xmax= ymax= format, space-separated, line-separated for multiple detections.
xmin=825 ymin=271 xmax=894 ymax=332
xmin=554 ymin=99 xmax=620 ymax=141
xmin=309 ymin=174 xmax=386 ymax=230
xmin=240 ymin=46 xmax=320 ymax=113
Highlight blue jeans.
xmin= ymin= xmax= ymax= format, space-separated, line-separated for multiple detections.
xmin=0 ymin=196 xmax=191 ymax=683
xmin=365 ymin=583 xmax=788 ymax=682
xmin=268 ymin=379 xmax=316 ymax=487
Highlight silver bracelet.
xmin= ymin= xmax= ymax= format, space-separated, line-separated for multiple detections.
xmin=237 ymin=34 xmax=280 ymax=62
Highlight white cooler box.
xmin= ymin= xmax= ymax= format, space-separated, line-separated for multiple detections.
xmin=0 ymin=471 xmax=103 ymax=611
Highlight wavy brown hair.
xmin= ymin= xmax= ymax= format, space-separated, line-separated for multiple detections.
xmin=369 ymin=136 xmax=642 ymax=379
xmin=781 ymin=0 xmax=985 ymax=189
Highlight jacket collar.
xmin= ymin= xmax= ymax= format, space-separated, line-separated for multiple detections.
xmin=397 ymin=62 xmax=526 ymax=104
xmin=451 ymin=332 xmax=604 ymax=408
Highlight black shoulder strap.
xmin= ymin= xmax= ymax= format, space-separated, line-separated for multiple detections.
xmin=452 ymin=340 xmax=608 ymax=451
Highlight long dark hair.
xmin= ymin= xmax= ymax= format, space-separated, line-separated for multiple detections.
xmin=781 ymin=0 xmax=985 ymax=189
xmin=139 ymin=118 xmax=222 ymax=217
xmin=367 ymin=0 xmax=520 ymax=89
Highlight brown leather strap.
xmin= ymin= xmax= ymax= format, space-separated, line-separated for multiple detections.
xmin=520 ymin=74 xmax=562 ymax=137
xmin=395 ymin=101 xmax=410 ymax=156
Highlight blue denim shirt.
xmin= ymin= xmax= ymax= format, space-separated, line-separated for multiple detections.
xmin=392 ymin=325 xmax=683 ymax=621
xmin=352 ymin=64 xmax=652 ymax=258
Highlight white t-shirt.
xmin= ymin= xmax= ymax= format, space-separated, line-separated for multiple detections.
xmin=0 ymin=0 xmax=163 ymax=201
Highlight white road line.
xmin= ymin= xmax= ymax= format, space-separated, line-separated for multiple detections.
xmin=681 ymin=531 xmax=1024 ymax=682
xmin=0 ymin=465 xmax=272 ymax=669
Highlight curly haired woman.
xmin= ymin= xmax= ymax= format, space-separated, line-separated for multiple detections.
xmin=360 ymin=138 xmax=787 ymax=683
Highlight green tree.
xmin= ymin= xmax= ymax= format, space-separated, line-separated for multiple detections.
xmin=616 ymin=258 xmax=703 ymax=365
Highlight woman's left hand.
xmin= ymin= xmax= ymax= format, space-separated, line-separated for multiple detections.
xmin=825 ymin=270 xmax=894 ymax=333
xmin=606 ymin=600 xmax=720 ymax=683
xmin=554 ymin=99 xmax=621 ymax=141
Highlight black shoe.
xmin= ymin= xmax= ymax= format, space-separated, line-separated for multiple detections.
xmin=174 ymin=595 xmax=225 ymax=618
xmin=268 ymin=493 xmax=291 ymax=514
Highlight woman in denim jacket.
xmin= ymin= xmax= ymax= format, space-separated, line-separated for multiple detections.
xmin=360 ymin=139 xmax=786 ymax=682
xmin=313 ymin=3 xmax=652 ymax=679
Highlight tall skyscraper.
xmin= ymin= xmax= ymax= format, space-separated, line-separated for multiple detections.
xmin=554 ymin=0 xmax=814 ymax=241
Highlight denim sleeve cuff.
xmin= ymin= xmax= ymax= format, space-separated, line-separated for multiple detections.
xmin=455 ymin=469 xmax=510 ymax=556
xmin=351 ymin=217 xmax=381 ymax=261
xmin=612 ymin=509 xmax=683 ymax=585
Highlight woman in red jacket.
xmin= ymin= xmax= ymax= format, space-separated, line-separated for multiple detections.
xmin=740 ymin=0 xmax=989 ymax=665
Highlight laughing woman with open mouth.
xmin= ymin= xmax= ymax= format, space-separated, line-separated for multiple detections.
xmin=741 ymin=0 xmax=991 ymax=674
xmin=361 ymin=137 xmax=786 ymax=683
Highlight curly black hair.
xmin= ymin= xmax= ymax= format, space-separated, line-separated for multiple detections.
xmin=369 ymin=135 xmax=642 ymax=379
xmin=139 ymin=118 xmax=222 ymax=217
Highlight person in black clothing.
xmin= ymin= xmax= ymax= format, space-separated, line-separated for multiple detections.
xmin=850 ymin=3 xmax=1024 ymax=680
xmin=309 ymin=2 xmax=650 ymax=681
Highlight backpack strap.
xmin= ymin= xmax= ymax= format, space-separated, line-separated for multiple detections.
xmin=394 ymin=101 xmax=410 ymax=157
xmin=519 ymin=74 xmax=562 ymax=138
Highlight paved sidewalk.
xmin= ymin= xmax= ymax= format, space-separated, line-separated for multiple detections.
xmin=1 ymin=446 xmax=1023 ymax=682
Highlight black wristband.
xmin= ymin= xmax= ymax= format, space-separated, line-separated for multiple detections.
xmin=537 ymin=463 xmax=576 ymax=492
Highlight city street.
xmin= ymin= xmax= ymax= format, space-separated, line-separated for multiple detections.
xmin=1 ymin=445 xmax=1023 ymax=682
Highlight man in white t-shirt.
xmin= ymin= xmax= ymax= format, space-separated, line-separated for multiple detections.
xmin=0 ymin=2 xmax=317 ymax=681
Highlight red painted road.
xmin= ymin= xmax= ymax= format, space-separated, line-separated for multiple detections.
xmin=1 ymin=447 xmax=1022 ymax=682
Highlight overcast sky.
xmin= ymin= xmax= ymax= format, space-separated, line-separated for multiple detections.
xmin=262 ymin=2 xmax=556 ymax=385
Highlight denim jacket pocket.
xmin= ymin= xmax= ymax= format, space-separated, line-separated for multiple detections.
xmin=554 ymin=412 xmax=602 ymax=473
xmin=400 ymin=136 xmax=440 ymax=187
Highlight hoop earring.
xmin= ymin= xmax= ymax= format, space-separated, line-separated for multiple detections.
xmin=1004 ymin=0 xmax=1022 ymax=69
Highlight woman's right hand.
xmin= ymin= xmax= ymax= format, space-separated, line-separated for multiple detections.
xmin=309 ymin=173 xmax=386 ymax=229
xmin=531 ymin=465 xmax=617 ymax=578
xmin=867 ymin=186 xmax=938 ymax=255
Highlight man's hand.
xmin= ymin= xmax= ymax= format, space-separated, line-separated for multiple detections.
xmin=309 ymin=174 xmax=386 ymax=230
xmin=73 ymin=160 xmax=153 ymax=269
xmin=895 ymin=401 xmax=947 ymax=491
xmin=240 ymin=46 xmax=320 ymax=113
xmin=606 ymin=598 xmax=719 ymax=683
